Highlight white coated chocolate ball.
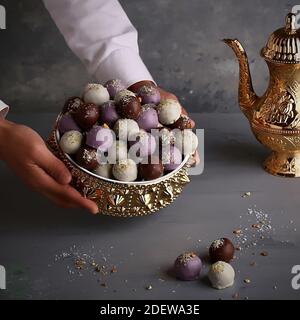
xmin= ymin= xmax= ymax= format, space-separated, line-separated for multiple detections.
xmin=157 ymin=99 xmax=181 ymax=125
xmin=114 ymin=89 xmax=136 ymax=104
xmin=113 ymin=119 xmax=139 ymax=141
xmin=107 ymin=140 xmax=128 ymax=163
xmin=208 ymin=261 xmax=235 ymax=290
xmin=174 ymin=129 xmax=198 ymax=155
xmin=93 ymin=164 xmax=113 ymax=179
xmin=59 ymin=130 xmax=83 ymax=155
xmin=112 ymin=159 xmax=138 ymax=182
xmin=83 ymin=83 xmax=110 ymax=105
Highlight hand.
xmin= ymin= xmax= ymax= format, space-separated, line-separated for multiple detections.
xmin=0 ymin=119 xmax=98 ymax=214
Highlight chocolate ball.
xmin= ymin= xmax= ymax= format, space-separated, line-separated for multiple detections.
xmin=113 ymin=119 xmax=139 ymax=141
xmin=174 ymin=252 xmax=202 ymax=281
xmin=129 ymin=130 xmax=156 ymax=158
xmin=117 ymin=96 xmax=142 ymax=120
xmin=157 ymin=99 xmax=181 ymax=125
xmin=99 ymin=100 xmax=120 ymax=127
xmin=63 ymin=97 xmax=82 ymax=114
xmin=104 ymin=79 xmax=126 ymax=99
xmin=162 ymin=146 xmax=182 ymax=172
xmin=137 ymin=104 xmax=159 ymax=131
xmin=114 ymin=89 xmax=136 ymax=104
xmin=76 ymin=146 xmax=99 ymax=171
xmin=169 ymin=115 xmax=195 ymax=130
xmin=73 ymin=103 xmax=99 ymax=130
xmin=139 ymin=156 xmax=163 ymax=181
xmin=208 ymin=261 xmax=235 ymax=290
xmin=58 ymin=113 xmax=81 ymax=135
xmin=112 ymin=159 xmax=138 ymax=182
xmin=86 ymin=125 xmax=114 ymax=152
xmin=137 ymin=85 xmax=161 ymax=105
xmin=83 ymin=83 xmax=110 ymax=106
xmin=59 ymin=130 xmax=83 ymax=155
xmin=209 ymin=238 xmax=235 ymax=263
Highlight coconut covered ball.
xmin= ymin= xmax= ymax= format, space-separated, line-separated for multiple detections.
xmin=112 ymin=159 xmax=138 ymax=182
xmin=174 ymin=129 xmax=198 ymax=155
xmin=59 ymin=130 xmax=83 ymax=155
xmin=208 ymin=261 xmax=235 ymax=290
xmin=83 ymin=83 xmax=110 ymax=106
xmin=93 ymin=163 xmax=113 ymax=179
xmin=157 ymin=99 xmax=181 ymax=125
xmin=113 ymin=119 xmax=139 ymax=141
xmin=114 ymin=89 xmax=136 ymax=104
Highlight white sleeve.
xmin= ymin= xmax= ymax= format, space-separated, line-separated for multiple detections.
xmin=42 ymin=0 xmax=154 ymax=88
xmin=0 ymin=100 xmax=9 ymax=118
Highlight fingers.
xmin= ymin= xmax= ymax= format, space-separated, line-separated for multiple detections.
xmin=35 ymin=147 xmax=72 ymax=185
xmin=26 ymin=164 xmax=99 ymax=214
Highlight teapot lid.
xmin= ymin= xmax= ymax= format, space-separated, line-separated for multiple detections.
xmin=261 ymin=13 xmax=300 ymax=64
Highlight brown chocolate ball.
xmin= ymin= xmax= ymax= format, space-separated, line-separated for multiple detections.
xmin=139 ymin=156 xmax=164 ymax=181
xmin=73 ymin=103 xmax=100 ymax=130
xmin=63 ymin=96 xmax=83 ymax=114
xmin=169 ymin=115 xmax=195 ymax=130
xmin=117 ymin=96 xmax=141 ymax=120
xmin=76 ymin=146 xmax=98 ymax=171
xmin=209 ymin=238 xmax=235 ymax=263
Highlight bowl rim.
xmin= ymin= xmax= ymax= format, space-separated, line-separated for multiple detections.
xmin=55 ymin=114 xmax=190 ymax=186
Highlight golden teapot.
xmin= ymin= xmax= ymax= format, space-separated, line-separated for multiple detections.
xmin=225 ymin=13 xmax=300 ymax=177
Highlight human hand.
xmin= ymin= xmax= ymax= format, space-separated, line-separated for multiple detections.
xmin=0 ymin=119 xmax=98 ymax=214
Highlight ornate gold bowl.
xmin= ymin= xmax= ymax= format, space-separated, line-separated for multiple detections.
xmin=47 ymin=115 xmax=191 ymax=217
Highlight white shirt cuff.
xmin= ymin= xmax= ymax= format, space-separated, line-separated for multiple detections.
xmin=94 ymin=49 xmax=154 ymax=88
xmin=0 ymin=100 xmax=9 ymax=118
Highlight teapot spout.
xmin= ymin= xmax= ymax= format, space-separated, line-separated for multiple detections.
xmin=223 ymin=39 xmax=259 ymax=119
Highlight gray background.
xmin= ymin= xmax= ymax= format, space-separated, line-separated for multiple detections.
xmin=0 ymin=0 xmax=298 ymax=113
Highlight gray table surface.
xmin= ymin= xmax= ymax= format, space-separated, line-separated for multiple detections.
xmin=0 ymin=113 xmax=300 ymax=300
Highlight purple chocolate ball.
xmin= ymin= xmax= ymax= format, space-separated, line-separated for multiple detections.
xmin=174 ymin=252 xmax=202 ymax=281
xmin=99 ymin=100 xmax=120 ymax=127
xmin=86 ymin=125 xmax=114 ymax=152
xmin=162 ymin=146 xmax=182 ymax=171
xmin=137 ymin=104 xmax=159 ymax=131
xmin=138 ymin=85 xmax=161 ymax=105
xmin=105 ymin=79 xmax=126 ymax=99
xmin=58 ymin=113 xmax=81 ymax=135
xmin=129 ymin=130 xmax=156 ymax=158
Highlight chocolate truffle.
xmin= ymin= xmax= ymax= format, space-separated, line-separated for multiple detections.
xmin=112 ymin=159 xmax=138 ymax=182
xmin=114 ymin=89 xmax=136 ymax=104
xmin=94 ymin=164 xmax=113 ymax=179
xmin=162 ymin=146 xmax=182 ymax=172
xmin=59 ymin=130 xmax=83 ymax=155
xmin=170 ymin=115 xmax=195 ymax=130
xmin=113 ymin=119 xmax=139 ymax=141
xmin=63 ymin=97 xmax=83 ymax=114
xmin=129 ymin=130 xmax=156 ymax=158
xmin=86 ymin=125 xmax=114 ymax=152
xmin=174 ymin=252 xmax=202 ymax=281
xmin=58 ymin=113 xmax=80 ymax=135
xmin=99 ymin=100 xmax=120 ymax=127
xmin=107 ymin=140 xmax=128 ymax=163
xmin=208 ymin=261 xmax=235 ymax=290
xmin=73 ymin=103 xmax=99 ymax=130
xmin=157 ymin=99 xmax=181 ymax=125
xmin=117 ymin=95 xmax=142 ymax=120
xmin=139 ymin=156 xmax=163 ymax=181
xmin=174 ymin=129 xmax=198 ymax=155
xmin=83 ymin=83 xmax=110 ymax=106
xmin=104 ymin=79 xmax=126 ymax=99
xmin=137 ymin=104 xmax=159 ymax=131
xmin=76 ymin=146 xmax=99 ymax=171
xmin=209 ymin=238 xmax=235 ymax=263
xmin=137 ymin=85 xmax=161 ymax=105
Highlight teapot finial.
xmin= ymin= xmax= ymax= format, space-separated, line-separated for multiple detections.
xmin=285 ymin=13 xmax=297 ymax=34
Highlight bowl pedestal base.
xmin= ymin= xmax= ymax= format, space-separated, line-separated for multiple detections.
xmin=263 ymin=151 xmax=300 ymax=178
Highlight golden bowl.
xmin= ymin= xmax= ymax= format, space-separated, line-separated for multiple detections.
xmin=47 ymin=114 xmax=191 ymax=217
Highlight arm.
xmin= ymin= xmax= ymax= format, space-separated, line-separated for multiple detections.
xmin=42 ymin=0 xmax=154 ymax=88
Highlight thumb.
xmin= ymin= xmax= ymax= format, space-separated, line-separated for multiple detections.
xmin=38 ymin=149 xmax=72 ymax=185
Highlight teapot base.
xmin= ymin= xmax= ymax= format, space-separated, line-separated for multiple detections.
xmin=263 ymin=151 xmax=300 ymax=178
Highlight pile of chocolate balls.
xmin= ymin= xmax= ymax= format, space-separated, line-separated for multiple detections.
xmin=58 ymin=80 xmax=198 ymax=182
xmin=174 ymin=238 xmax=236 ymax=290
